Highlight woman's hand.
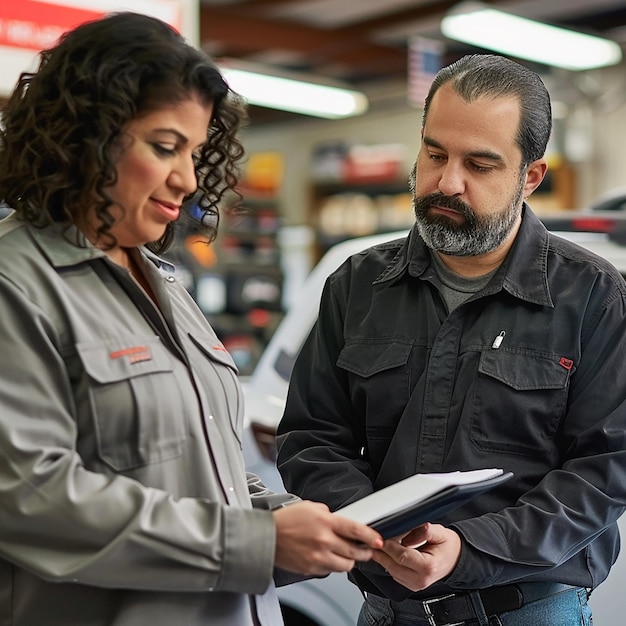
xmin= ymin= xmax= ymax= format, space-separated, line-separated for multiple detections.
xmin=273 ymin=501 xmax=383 ymax=576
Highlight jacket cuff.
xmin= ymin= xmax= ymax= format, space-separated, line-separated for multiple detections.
xmin=220 ymin=506 xmax=276 ymax=594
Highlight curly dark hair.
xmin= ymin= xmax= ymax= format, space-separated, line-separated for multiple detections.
xmin=0 ymin=11 xmax=248 ymax=253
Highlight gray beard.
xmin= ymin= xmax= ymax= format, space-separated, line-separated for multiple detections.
xmin=412 ymin=180 xmax=524 ymax=257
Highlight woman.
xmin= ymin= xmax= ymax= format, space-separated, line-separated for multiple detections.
xmin=0 ymin=12 xmax=381 ymax=626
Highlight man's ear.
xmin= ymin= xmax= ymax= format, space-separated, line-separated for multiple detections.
xmin=523 ymin=158 xmax=548 ymax=199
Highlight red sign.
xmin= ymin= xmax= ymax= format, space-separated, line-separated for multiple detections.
xmin=0 ymin=1 xmax=107 ymax=52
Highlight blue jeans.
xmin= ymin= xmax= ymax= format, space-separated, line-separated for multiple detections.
xmin=357 ymin=585 xmax=592 ymax=626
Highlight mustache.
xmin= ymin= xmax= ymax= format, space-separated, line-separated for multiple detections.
xmin=413 ymin=192 xmax=474 ymax=220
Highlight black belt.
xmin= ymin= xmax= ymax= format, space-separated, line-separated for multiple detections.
xmin=419 ymin=582 xmax=574 ymax=626
xmin=366 ymin=582 xmax=576 ymax=626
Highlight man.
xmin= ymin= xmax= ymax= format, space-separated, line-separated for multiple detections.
xmin=276 ymin=54 xmax=626 ymax=625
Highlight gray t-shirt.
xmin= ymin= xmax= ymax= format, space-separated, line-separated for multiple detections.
xmin=430 ymin=250 xmax=498 ymax=312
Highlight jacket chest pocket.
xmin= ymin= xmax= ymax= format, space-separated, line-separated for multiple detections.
xmin=471 ymin=348 xmax=573 ymax=457
xmin=338 ymin=339 xmax=413 ymax=471
xmin=77 ymin=337 xmax=187 ymax=471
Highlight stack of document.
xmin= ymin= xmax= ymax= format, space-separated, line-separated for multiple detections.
xmin=336 ymin=468 xmax=513 ymax=538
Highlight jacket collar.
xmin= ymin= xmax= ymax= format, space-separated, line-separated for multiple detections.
xmin=22 ymin=217 xmax=174 ymax=273
xmin=26 ymin=220 xmax=106 ymax=268
xmin=374 ymin=204 xmax=553 ymax=307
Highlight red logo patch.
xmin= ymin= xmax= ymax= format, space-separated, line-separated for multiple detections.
xmin=109 ymin=345 xmax=152 ymax=364
xmin=559 ymin=357 xmax=574 ymax=370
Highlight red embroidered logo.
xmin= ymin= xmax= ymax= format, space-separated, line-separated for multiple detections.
xmin=109 ymin=345 xmax=152 ymax=364
xmin=212 ymin=344 xmax=227 ymax=352
xmin=559 ymin=357 xmax=574 ymax=370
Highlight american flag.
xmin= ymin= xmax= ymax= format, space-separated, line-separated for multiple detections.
xmin=408 ymin=36 xmax=444 ymax=108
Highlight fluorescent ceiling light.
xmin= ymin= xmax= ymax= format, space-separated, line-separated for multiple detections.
xmin=441 ymin=2 xmax=623 ymax=71
xmin=219 ymin=65 xmax=369 ymax=119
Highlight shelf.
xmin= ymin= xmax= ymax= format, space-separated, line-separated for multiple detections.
xmin=309 ymin=178 xmax=413 ymax=260
xmin=164 ymin=163 xmax=285 ymax=374
xmin=312 ymin=180 xmax=408 ymax=196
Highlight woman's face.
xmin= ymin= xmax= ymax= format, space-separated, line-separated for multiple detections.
xmin=101 ymin=95 xmax=213 ymax=253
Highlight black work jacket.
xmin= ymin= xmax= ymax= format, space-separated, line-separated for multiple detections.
xmin=277 ymin=207 xmax=626 ymax=601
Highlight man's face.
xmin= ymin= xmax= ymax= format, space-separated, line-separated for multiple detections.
xmin=411 ymin=83 xmax=540 ymax=257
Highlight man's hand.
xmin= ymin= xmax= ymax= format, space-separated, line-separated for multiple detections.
xmin=371 ymin=523 xmax=461 ymax=592
xmin=273 ymin=501 xmax=383 ymax=576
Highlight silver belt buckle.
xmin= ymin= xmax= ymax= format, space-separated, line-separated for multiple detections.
xmin=422 ymin=593 xmax=464 ymax=626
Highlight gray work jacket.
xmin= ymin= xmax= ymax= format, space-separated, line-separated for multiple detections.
xmin=0 ymin=214 xmax=295 ymax=626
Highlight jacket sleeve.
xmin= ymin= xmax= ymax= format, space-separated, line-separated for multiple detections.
xmin=277 ymin=273 xmax=375 ymax=510
xmin=0 ymin=273 xmax=276 ymax=595
xmin=247 ymin=472 xmax=299 ymax=509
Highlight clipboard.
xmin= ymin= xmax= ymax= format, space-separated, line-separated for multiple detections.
xmin=336 ymin=469 xmax=513 ymax=539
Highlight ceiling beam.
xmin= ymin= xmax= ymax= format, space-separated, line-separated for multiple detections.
xmin=199 ymin=6 xmax=407 ymax=76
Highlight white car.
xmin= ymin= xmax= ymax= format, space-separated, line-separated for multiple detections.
xmin=241 ymin=217 xmax=626 ymax=626
xmin=242 ymin=231 xmax=407 ymax=626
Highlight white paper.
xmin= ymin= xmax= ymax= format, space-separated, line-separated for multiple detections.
xmin=336 ymin=468 xmax=504 ymax=525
